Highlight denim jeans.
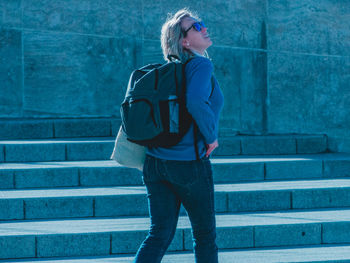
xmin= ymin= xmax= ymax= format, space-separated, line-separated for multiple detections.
xmin=134 ymin=155 xmax=218 ymax=263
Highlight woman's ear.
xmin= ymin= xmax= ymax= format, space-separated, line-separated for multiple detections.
xmin=182 ymin=39 xmax=190 ymax=48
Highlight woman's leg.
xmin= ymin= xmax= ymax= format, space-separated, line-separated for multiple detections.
xmin=185 ymin=158 xmax=218 ymax=263
xmin=163 ymin=157 xmax=218 ymax=263
xmin=134 ymin=156 xmax=181 ymax=263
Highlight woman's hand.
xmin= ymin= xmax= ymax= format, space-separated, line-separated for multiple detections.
xmin=206 ymin=139 xmax=218 ymax=157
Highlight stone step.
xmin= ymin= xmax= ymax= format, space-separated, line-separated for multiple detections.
xmin=2 ymin=208 xmax=350 ymax=259
xmin=0 ymin=118 xmax=120 ymax=140
xmin=3 ymin=178 xmax=350 ymax=220
xmin=1 ymin=153 xmax=350 ymax=189
xmin=0 ymin=119 xmax=327 ymax=156
xmin=216 ymin=134 xmax=328 ymax=155
xmin=0 ymin=134 xmax=328 ymax=162
xmin=2 ymin=245 xmax=350 ymax=263
xmin=0 ymin=137 xmax=114 ymax=163
xmin=0 ymin=160 xmax=143 ymax=189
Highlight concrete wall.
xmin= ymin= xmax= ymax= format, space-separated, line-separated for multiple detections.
xmin=266 ymin=1 xmax=350 ymax=152
xmin=1 ymin=0 xmax=349 ymax=148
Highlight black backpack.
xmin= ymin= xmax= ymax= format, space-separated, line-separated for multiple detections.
xmin=120 ymin=57 xmax=194 ymax=148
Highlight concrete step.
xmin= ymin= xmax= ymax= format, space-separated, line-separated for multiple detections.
xmin=0 ymin=118 xmax=120 ymax=140
xmin=0 ymin=138 xmax=114 ymax=162
xmin=0 ymin=119 xmax=327 ymax=156
xmin=0 ymin=134 xmax=328 ymax=162
xmin=0 ymin=160 xmax=143 ymax=189
xmin=2 ymin=153 xmax=349 ymax=189
xmin=216 ymin=134 xmax=328 ymax=155
xmin=3 ymin=245 xmax=350 ymax=262
xmin=3 ymin=178 xmax=350 ymax=220
xmin=2 ymin=208 xmax=350 ymax=259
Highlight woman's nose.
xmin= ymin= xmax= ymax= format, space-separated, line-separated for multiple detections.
xmin=201 ymin=27 xmax=207 ymax=33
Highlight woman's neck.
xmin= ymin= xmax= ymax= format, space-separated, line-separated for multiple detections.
xmin=191 ymin=50 xmax=206 ymax=57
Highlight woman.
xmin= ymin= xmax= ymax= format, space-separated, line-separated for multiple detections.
xmin=134 ymin=8 xmax=224 ymax=263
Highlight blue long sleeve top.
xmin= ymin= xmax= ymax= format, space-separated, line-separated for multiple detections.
xmin=147 ymin=56 xmax=224 ymax=160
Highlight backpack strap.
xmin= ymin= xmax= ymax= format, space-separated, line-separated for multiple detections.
xmin=193 ymin=122 xmax=200 ymax=160
xmin=180 ymin=57 xmax=194 ymax=97
xmin=181 ymin=57 xmax=201 ymax=160
xmin=209 ymin=76 xmax=215 ymax=99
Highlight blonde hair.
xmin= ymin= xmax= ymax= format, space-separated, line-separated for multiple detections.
xmin=160 ymin=9 xmax=201 ymax=62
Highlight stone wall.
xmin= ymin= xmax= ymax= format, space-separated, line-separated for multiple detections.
xmin=1 ymin=0 xmax=349 ymax=149
xmin=266 ymin=1 xmax=350 ymax=151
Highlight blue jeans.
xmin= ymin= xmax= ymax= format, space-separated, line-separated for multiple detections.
xmin=134 ymin=155 xmax=218 ymax=263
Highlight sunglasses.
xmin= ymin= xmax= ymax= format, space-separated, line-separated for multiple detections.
xmin=183 ymin=21 xmax=206 ymax=37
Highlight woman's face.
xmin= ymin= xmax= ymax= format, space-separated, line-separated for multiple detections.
xmin=181 ymin=17 xmax=212 ymax=55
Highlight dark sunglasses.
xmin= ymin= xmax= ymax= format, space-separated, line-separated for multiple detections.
xmin=183 ymin=21 xmax=206 ymax=37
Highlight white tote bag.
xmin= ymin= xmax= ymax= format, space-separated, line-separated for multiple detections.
xmin=110 ymin=126 xmax=146 ymax=171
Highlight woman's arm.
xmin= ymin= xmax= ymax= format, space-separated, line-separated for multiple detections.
xmin=185 ymin=57 xmax=218 ymax=146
